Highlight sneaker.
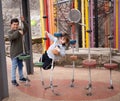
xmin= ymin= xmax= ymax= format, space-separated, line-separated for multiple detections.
xmin=19 ymin=77 xmax=27 ymax=82
xmin=12 ymin=80 xmax=19 ymax=86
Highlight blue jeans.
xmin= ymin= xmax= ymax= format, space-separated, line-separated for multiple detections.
xmin=11 ymin=57 xmax=24 ymax=81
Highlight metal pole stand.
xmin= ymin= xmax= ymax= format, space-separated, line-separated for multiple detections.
xmin=69 ymin=40 xmax=77 ymax=87
xmin=44 ymin=32 xmax=62 ymax=95
xmin=18 ymin=54 xmax=31 ymax=86
xmin=33 ymin=37 xmax=47 ymax=88
xmin=104 ymin=35 xmax=118 ymax=90
xmin=82 ymin=29 xmax=96 ymax=96
xmin=34 ymin=54 xmax=58 ymax=93
xmin=34 ymin=62 xmax=44 ymax=87
xmin=83 ymin=59 xmax=96 ymax=96
xmin=104 ymin=63 xmax=117 ymax=89
xmin=87 ymin=67 xmax=92 ymax=95
xmin=44 ymin=59 xmax=59 ymax=96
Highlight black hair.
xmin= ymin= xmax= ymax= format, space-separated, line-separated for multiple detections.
xmin=10 ymin=18 xmax=19 ymax=24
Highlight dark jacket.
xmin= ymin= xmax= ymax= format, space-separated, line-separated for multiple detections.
xmin=8 ymin=21 xmax=28 ymax=59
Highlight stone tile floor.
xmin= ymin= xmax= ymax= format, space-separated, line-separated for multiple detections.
xmin=3 ymin=57 xmax=120 ymax=101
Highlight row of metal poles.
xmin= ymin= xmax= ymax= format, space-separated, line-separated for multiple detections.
xmin=33 ymin=31 xmax=118 ymax=97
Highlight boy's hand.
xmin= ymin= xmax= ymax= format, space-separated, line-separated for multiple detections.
xmin=45 ymin=31 xmax=48 ymax=35
xmin=55 ymin=46 xmax=60 ymax=52
xmin=52 ymin=49 xmax=60 ymax=55
xmin=19 ymin=30 xmax=24 ymax=35
xmin=44 ymin=31 xmax=48 ymax=38
xmin=20 ymin=16 xmax=25 ymax=22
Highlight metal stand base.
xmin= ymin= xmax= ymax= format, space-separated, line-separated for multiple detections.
xmin=104 ymin=63 xmax=118 ymax=90
xmin=45 ymin=82 xmax=59 ymax=95
xmin=85 ymin=83 xmax=92 ymax=96
xmin=70 ymin=79 xmax=74 ymax=87
xmin=83 ymin=59 xmax=96 ymax=96
xmin=17 ymin=54 xmax=31 ymax=87
xmin=24 ymin=77 xmax=30 ymax=87
xmin=108 ymin=85 xmax=114 ymax=89
xmin=41 ymin=81 xmax=45 ymax=86
xmin=86 ymin=92 xmax=92 ymax=96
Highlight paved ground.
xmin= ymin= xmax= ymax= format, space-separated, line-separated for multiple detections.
xmin=3 ymin=56 xmax=120 ymax=101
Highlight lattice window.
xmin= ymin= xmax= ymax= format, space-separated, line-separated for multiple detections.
xmin=53 ymin=0 xmax=73 ymax=34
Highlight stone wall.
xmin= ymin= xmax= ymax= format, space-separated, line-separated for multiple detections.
xmin=2 ymin=0 xmax=41 ymax=36
xmin=55 ymin=48 xmax=110 ymax=67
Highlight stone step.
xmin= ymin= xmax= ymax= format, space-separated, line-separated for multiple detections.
xmin=112 ymin=56 xmax=120 ymax=63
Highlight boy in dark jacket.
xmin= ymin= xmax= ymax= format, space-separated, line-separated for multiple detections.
xmin=8 ymin=17 xmax=28 ymax=86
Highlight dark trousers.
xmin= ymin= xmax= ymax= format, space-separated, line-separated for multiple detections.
xmin=40 ymin=51 xmax=52 ymax=70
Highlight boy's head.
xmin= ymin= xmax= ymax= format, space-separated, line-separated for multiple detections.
xmin=59 ymin=33 xmax=70 ymax=46
xmin=10 ymin=18 xmax=19 ymax=30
